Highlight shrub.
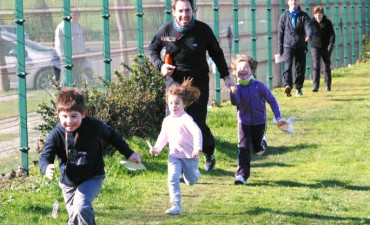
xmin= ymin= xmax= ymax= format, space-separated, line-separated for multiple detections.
xmin=35 ymin=54 xmax=166 ymax=155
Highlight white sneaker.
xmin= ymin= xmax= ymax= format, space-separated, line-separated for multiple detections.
xmin=234 ymin=175 xmax=247 ymax=185
xmin=165 ymin=205 xmax=182 ymax=215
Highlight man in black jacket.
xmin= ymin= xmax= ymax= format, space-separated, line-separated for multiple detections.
xmin=149 ymin=0 xmax=235 ymax=171
xmin=278 ymin=0 xmax=312 ymax=96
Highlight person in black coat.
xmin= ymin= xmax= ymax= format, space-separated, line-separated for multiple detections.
xmin=278 ymin=0 xmax=312 ymax=97
xmin=310 ymin=5 xmax=335 ymax=92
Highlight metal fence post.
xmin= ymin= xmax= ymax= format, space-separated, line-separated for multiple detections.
xmin=350 ymin=0 xmax=356 ymax=63
xmin=15 ymin=0 xmax=29 ymax=176
xmin=233 ymin=0 xmax=239 ymax=55
xmin=193 ymin=0 xmax=197 ymax=20
xmin=63 ymin=0 xmax=72 ymax=86
xmin=343 ymin=0 xmax=348 ymax=66
xmin=325 ymin=0 xmax=330 ymax=18
xmin=165 ymin=0 xmax=172 ymax=22
xmin=358 ymin=0 xmax=363 ymax=60
xmin=136 ymin=0 xmax=144 ymax=57
xmin=102 ymin=0 xmax=112 ymax=83
xmin=280 ymin=0 xmax=285 ymax=80
xmin=366 ymin=0 xmax=369 ymax=35
xmin=213 ymin=0 xmax=220 ymax=105
xmin=305 ymin=0 xmax=311 ymax=79
xmin=267 ymin=0 xmax=273 ymax=89
xmin=334 ymin=0 xmax=340 ymax=67
xmin=251 ymin=0 xmax=257 ymax=59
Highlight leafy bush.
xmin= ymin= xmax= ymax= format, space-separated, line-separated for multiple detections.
xmin=360 ymin=35 xmax=370 ymax=61
xmin=35 ymin=54 xmax=166 ymax=155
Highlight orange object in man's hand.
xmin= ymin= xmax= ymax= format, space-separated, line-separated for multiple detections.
xmin=164 ymin=53 xmax=173 ymax=65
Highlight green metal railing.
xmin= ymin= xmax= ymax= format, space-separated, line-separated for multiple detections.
xmin=9 ymin=0 xmax=369 ymax=175
xmin=15 ymin=0 xmax=29 ymax=176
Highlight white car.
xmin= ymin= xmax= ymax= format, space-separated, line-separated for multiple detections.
xmin=1 ymin=31 xmax=61 ymax=89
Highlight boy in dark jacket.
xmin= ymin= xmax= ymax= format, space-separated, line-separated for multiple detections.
xmin=39 ymin=88 xmax=142 ymax=225
xmin=278 ymin=0 xmax=312 ymax=97
xmin=310 ymin=5 xmax=335 ymax=92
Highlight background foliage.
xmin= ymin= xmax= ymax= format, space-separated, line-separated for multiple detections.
xmin=35 ymin=54 xmax=166 ymax=155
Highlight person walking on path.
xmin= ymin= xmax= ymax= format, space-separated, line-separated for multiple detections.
xmin=278 ymin=0 xmax=312 ymax=97
xmin=310 ymin=5 xmax=335 ymax=92
xmin=149 ymin=0 xmax=235 ymax=171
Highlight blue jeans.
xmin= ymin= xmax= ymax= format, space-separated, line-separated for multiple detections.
xmin=59 ymin=175 xmax=105 ymax=225
xmin=168 ymin=156 xmax=200 ymax=207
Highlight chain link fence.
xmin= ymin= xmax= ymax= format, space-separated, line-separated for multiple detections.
xmin=0 ymin=0 xmax=368 ymax=174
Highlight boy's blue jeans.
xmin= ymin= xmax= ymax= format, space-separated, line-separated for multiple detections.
xmin=59 ymin=175 xmax=105 ymax=225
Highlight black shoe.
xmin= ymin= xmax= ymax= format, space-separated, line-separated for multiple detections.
xmin=284 ymin=86 xmax=292 ymax=97
xmin=296 ymin=89 xmax=303 ymax=96
xmin=312 ymin=88 xmax=318 ymax=92
xmin=326 ymin=86 xmax=331 ymax=91
xmin=204 ymin=155 xmax=216 ymax=171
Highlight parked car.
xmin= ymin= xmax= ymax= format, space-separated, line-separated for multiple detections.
xmin=0 ymin=31 xmax=61 ymax=89
xmin=0 ymin=25 xmax=30 ymax=39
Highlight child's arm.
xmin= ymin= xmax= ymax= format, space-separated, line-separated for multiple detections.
xmin=183 ymin=116 xmax=203 ymax=158
xmin=151 ymin=119 xmax=169 ymax=156
xmin=262 ymin=84 xmax=282 ymax=120
xmin=39 ymin=131 xmax=58 ymax=179
xmin=229 ymin=85 xmax=241 ymax=106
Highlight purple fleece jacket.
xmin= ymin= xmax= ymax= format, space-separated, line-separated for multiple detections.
xmin=230 ymin=80 xmax=281 ymax=125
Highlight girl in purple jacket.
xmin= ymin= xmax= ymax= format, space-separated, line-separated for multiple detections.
xmin=230 ymin=55 xmax=283 ymax=185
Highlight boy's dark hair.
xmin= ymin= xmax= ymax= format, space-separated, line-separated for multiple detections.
xmin=166 ymin=78 xmax=200 ymax=107
xmin=172 ymin=0 xmax=194 ymax=10
xmin=56 ymin=87 xmax=86 ymax=114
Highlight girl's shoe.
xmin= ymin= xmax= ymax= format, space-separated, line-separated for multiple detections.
xmin=165 ymin=205 xmax=182 ymax=215
xmin=234 ymin=175 xmax=247 ymax=185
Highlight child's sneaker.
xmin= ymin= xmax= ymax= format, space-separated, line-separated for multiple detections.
xmin=165 ymin=205 xmax=182 ymax=215
xmin=255 ymin=136 xmax=267 ymax=155
xmin=234 ymin=175 xmax=247 ymax=185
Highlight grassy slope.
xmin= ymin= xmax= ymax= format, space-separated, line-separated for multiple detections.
xmin=0 ymin=63 xmax=369 ymax=225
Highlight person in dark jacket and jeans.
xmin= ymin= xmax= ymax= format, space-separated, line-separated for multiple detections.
xmin=278 ymin=0 xmax=312 ymax=97
xmin=39 ymin=88 xmax=142 ymax=225
xmin=149 ymin=0 xmax=235 ymax=171
xmin=229 ymin=55 xmax=283 ymax=185
xmin=310 ymin=5 xmax=335 ymax=92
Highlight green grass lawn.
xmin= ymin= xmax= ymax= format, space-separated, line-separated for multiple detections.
xmin=0 ymin=62 xmax=369 ymax=224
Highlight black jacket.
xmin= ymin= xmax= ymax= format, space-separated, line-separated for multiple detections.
xmin=39 ymin=116 xmax=134 ymax=186
xmin=148 ymin=20 xmax=229 ymax=82
xmin=278 ymin=7 xmax=312 ymax=54
xmin=310 ymin=16 xmax=335 ymax=51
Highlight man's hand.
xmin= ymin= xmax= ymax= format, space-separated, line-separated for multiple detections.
xmin=128 ymin=152 xmax=142 ymax=163
xmin=161 ymin=64 xmax=176 ymax=77
xmin=224 ymin=76 xmax=237 ymax=94
xmin=305 ymin=36 xmax=311 ymax=42
xmin=45 ymin=164 xmax=55 ymax=180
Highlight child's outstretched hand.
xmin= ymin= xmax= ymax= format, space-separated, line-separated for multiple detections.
xmin=45 ymin=164 xmax=55 ymax=180
xmin=128 ymin=152 xmax=142 ymax=163
xmin=192 ymin=150 xmax=201 ymax=158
